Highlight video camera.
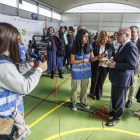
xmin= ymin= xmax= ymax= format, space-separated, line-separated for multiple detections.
xmin=28 ymin=34 xmax=53 ymax=65
xmin=15 ymin=34 xmax=53 ymax=65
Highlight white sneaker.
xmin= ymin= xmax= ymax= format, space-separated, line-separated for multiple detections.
xmin=70 ymin=102 xmax=77 ymax=111
xmin=80 ymin=103 xmax=90 ymax=109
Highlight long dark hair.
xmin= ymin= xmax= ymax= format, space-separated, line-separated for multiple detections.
xmin=73 ymin=29 xmax=90 ymax=55
xmin=0 ymin=23 xmax=20 ymax=71
xmin=47 ymin=27 xmax=55 ymax=36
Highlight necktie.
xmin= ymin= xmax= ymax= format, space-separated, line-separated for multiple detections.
xmin=115 ymin=44 xmax=123 ymax=59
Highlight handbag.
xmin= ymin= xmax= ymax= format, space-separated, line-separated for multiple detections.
xmin=0 ymin=118 xmax=14 ymax=135
xmin=0 ymin=103 xmax=17 ymax=135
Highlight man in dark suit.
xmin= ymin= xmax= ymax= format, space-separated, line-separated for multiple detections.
xmin=106 ymin=28 xmax=138 ymax=126
xmin=125 ymin=26 xmax=140 ymax=108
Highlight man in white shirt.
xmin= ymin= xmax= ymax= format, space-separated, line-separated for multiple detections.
xmin=125 ymin=26 xmax=140 ymax=108
xmin=112 ymin=32 xmax=120 ymax=53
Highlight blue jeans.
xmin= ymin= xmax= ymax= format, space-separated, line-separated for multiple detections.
xmin=0 ymin=125 xmax=25 ymax=140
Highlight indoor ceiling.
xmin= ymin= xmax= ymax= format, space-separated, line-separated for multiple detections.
xmin=33 ymin=0 xmax=140 ymax=13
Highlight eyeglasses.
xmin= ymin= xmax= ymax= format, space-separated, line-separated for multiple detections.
xmin=117 ymin=33 xmax=127 ymax=36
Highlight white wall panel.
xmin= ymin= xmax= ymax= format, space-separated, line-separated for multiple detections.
xmin=62 ymin=14 xmax=71 ymax=20
xmin=123 ymin=22 xmax=140 ymax=27
xmin=62 ymin=12 xmax=140 ymax=32
xmin=0 ymin=4 xmax=3 ymax=13
xmin=110 ymin=27 xmax=119 ymax=32
xmin=124 ymin=14 xmax=136 ymax=22
xmin=111 ymin=14 xmax=123 ymax=21
xmin=136 ymin=14 xmax=140 ymax=22
xmin=110 ymin=22 xmax=122 ymax=27
xmin=100 ymin=22 xmax=111 ymax=27
xmin=88 ymin=14 xmax=100 ymax=21
xmin=100 ymin=14 xmax=112 ymax=21
xmin=70 ymin=14 xmax=79 ymax=20
xmin=81 ymin=14 xmax=89 ymax=21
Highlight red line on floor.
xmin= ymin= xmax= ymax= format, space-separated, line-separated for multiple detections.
xmin=24 ymin=75 xmax=71 ymax=119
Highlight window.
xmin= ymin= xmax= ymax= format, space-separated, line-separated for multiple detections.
xmin=53 ymin=12 xmax=61 ymax=20
xmin=65 ymin=3 xmax=140 ymax=13
xmin=0 ymin=0 xmax=17 ymax=8
xmin=19 ymin=1 xmax=37 ymax=13
xmin=39 ymin=7 xmax=51 ymax=17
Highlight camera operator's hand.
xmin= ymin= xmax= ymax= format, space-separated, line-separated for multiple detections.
xmin=54 ymin=32 xmax=59 ymax=37
xmin=38 ymin=61 xmax=47 ymax=72
xmin=29 ymin=58 xmax=35 ymax=67
xmin=84 ymin=59 xmax=90 ymax=64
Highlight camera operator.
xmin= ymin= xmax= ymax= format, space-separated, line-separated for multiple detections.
xmin=47 ymin=27 xmax=65 ymax=79
xmin=0 ymin=23 xmax=47 ymax=140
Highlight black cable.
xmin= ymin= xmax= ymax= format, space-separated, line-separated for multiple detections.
xmin=26 ymin=95 xmax=90 ymax=113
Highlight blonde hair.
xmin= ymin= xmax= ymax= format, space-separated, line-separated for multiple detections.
xmin=18 ymin=32 xmax=24 ymax=45
xmin=96 ymin=30 xmax=111 ymax=46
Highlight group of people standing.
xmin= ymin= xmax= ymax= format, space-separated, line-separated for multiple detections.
xmin=47 ymin=26 xmax=75 ymax=79
xmin=69 ymin=25 xmax=140 ymax=127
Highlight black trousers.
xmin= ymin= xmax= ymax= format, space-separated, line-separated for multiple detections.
xmin=111 ymin=85 xmax=129 ymax=119
xmin=90 ymin=66 xmax=109 ymax=99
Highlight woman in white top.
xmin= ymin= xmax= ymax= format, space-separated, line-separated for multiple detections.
xmin=90 ymin=30 xmax=115 ymax=100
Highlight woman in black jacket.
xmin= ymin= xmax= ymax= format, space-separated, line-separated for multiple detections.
xmin=90 ymin=30 xmax=115 ymax=100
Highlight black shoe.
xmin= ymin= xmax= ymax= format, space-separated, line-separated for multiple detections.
xmin=59 ymin=70 xmax=63 ymax=79
xmin=106 ymin=118 xmax=120 ymax=126
xmin=125 ymin=100 xmax=132 ymax=108
xmin=51 ymin=71 xmax=54 ymax=79
xmin=90 ymin=96 xmax=96 ymax=100
xmin=109 ymin=111 xmax=115 ymax=116
xmin=96 ymin=98 xmax=100 ymax=100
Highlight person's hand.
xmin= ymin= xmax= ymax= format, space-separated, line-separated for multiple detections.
xmin=98 ymin=52 xmax=105 ymax=59
xmin=54 ymin=32 xmax=59 ymax=37
xmin=110 ymin=57 xmax=114 ymax=62
xmin=29 ymin=58 xmax=34 ymax=67
xmin=107 ymin=61 xmax=116 ymax=68
xmin=100 ymin=59 xmax=105 ymax=63
xmin=38 ymin=61 xmax=47 ymax=72
xmin=84 ymin=59 xmax=90 ymax=64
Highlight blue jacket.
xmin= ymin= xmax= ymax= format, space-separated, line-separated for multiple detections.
xmin=72 ymin=46 xmax=92 ymax=79
xmin=0 ymin=60 xmax=24 ymax=119
xmin=109 ymin=41 xmax=138 ymax=87
xmin=19 ymin=43 xmax=26 ymax=62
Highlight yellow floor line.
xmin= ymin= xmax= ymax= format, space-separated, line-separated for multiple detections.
xmin=29 ymin=98 xmax=69 ymax=129
xmin=29 ymin=83 xmax=111 ymax=129
xmin=29 ymin=81 xmax=139 ymax=139
xmin=44 ymin=128 xmax=140 ymax=140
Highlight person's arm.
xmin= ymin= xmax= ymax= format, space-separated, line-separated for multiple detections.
xmin=108 ymin=46 xmax=138 ymax=70
xmin=115 ymin=46 xmax=138 ymax=70
xmin=90 ymin=51 xmax=105 ymax=62
xmin=0 ymin=62 xmax=47 ymax=95
xmin=70 ymin=54 xmax=89 ymax=64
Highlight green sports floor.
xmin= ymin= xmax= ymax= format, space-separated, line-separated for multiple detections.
xmin=24 ymin=69 xmax=140 ymax=140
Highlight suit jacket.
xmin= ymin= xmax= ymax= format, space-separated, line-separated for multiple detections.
xmin=134 ymin=36 xmax=140 ymax=74
xmin=109 ymin=41 xmax=138 ymax=87
xmin=91 ymin=42 xmax=115 ymax=72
